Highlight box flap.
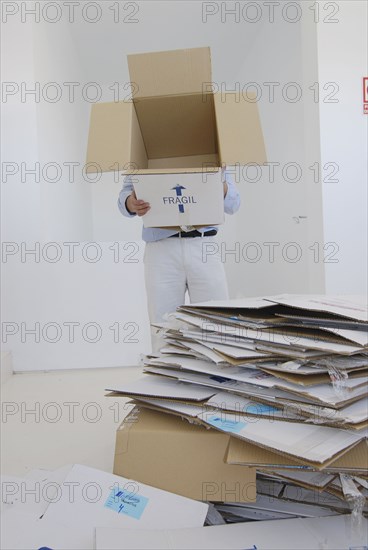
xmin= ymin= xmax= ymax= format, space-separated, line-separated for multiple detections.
xmin=128 ymin=47 xmax=212 ymax=99
xmin=86 ymin=101 xmax=147 ymax=173
xmin=214 ymin=92 xmax=267 ymax=165
xmin=124 ymin=167 xmax=219 ymax=175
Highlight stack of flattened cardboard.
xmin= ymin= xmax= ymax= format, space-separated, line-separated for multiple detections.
xmin=3 ymin=464 xmax=367 ymax=549
xmin=108 ymin=295 xmax=368 ymax=526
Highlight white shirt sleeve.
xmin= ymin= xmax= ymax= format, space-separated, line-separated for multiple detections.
xmin=223 ymin=170 xmax=241 ymax=215
xmin=117 ymin=175 xmax=136 ymax=217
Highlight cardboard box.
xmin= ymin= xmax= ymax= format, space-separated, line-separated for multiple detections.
xmin=87 ymin=47 xmax=266 ymax=174
xmin=113 ymin=406 xmax=256 ymax=503
xmin=86 ymin=47 xmax=267 ymax=227
xmin=132 ymin=170 xmax=224 ymax=228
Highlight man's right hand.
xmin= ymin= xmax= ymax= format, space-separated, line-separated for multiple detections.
xmin=126 ymin=191 xmax=150 ymax=216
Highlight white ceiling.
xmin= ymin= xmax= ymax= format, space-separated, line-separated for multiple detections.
xmin=67 ymin=1 xmax=266 ymax=84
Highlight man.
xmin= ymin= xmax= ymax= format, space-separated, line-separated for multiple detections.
xmin=118 ymin=169 xmax=240 ymax=349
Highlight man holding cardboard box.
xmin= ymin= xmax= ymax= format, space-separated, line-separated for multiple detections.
xmin=118 ymin=168 xmax=240 ymax=333
xmin=86 ymin=46 xmax=266 ymax=351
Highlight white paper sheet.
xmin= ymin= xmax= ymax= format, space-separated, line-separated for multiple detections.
xmin=40 ymin=464 xmax=208 ymax=548
xmin=95 ymin=514 xmax=368 ymax=550
xmin=107 ymin=375 xmax=216 ymax=401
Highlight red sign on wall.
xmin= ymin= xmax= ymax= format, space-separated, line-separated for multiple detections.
xmin=363 ymin=77 xmax=368 ymax=114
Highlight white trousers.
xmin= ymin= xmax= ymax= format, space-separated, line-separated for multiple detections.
xmin=144 ymin=236 xmax=229 ymax=350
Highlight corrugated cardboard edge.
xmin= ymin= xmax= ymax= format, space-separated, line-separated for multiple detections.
xmin=225 ymin=434 xmax=368 ymax=473
xmin=265 ymin=297 xmax=368 ymax=323
xmin=113 ymin=406 xmax=142 ymax=469
xmin=123 ymin=167 xmax=220 ymax=175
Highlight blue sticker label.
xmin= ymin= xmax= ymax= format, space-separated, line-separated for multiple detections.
xmin=245 ymin=404 xmax=278 ymax=415
xmin=104 ymin=487 xmax=149 ymax=520
xmin=207 ymin=415 xmax=246 ymax=433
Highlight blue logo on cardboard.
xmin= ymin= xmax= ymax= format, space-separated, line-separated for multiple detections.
xmin=162 ymin=184 xmax=197 ymax=214
xmin=173 ymin=185 xmax=186 ymax=213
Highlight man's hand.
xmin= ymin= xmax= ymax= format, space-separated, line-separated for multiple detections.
xmin=126 ymin=191 xmax=150 ymax=216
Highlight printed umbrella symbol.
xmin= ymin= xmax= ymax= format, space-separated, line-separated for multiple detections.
xmin=172 ymin=184 xmax=186 ymax=213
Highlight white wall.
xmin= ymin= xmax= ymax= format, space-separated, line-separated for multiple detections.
xmin=1 ymin=18 xmax=40 ymax=242
xmin=218 ymin=6 xmax=325 ymax=297
xmin=317 ymin=0 xmax=367 ymax=295
xmin=2 ymin=1 xmax=334 ymax=371
xmin=1 ymin=16 xmax=151 ymax=371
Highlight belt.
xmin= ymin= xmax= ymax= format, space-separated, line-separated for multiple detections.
xmin=170 ymin=229 xmax=217 ymax=238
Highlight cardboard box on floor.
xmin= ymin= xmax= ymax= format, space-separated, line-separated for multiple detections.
xmin=113 ymin=407 xmax=256 ymax=503
xmin=86 ymin=47 xmax=266 ymax=228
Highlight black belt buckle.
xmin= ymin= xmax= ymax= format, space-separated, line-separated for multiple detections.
xmin=184 ymin=230 xmax=201 ymax=238
xmin=170 ymin=229 xmax=217 ymax=238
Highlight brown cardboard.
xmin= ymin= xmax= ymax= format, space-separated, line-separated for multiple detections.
xmin=86 ymin=47 xmax=267 ymax=174
xmin=226 ymin=436 xmax=368 ymax=474
xmin=261 ymin=368 xmax=368 ymax=387
xmin=86 ymin=94 xmax=266 ymax=173
xmin=113 ymin=406 xmax=256 ymax=503
xmin=214 ymin=92 xmax=266 ymax=165
xmin=86 ymin=101 xmax=134 ymax=173
xmin=133 ymin=94 xmax=217 ymax=160
xmin=127 ymin=47 xmax=212 ymax=99
xmin=147 ymin=155 xmax=219 ymax=170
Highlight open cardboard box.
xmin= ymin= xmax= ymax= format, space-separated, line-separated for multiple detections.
xmin=86 ymin=47 xmax=267 ymax=228
xmin=113 ymin=406 xmax=256 ymax=503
